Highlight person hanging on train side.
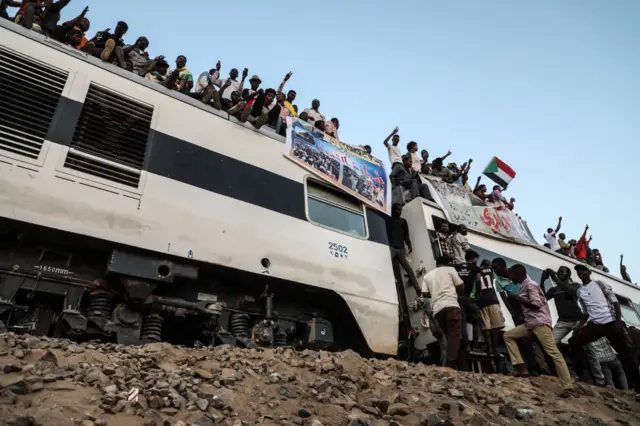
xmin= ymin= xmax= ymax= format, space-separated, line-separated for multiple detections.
xmin=474 ymin=257 xmax=505 ymax=356
xmin=386 ymin=204 xmax=421 ymax=295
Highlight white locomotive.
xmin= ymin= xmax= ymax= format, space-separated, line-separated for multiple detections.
xmin=1 ymin=20 xmax=638 ymax=360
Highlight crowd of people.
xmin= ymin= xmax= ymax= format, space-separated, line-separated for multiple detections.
xmin=1 ymin=0 xmax=341 ymax=138
xmin=387 ymin=206 xmax=640 ymax=399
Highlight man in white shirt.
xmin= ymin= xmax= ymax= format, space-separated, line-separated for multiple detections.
xmin=451 ymin=225 xmax=470 ymax=264
xmin=422 ymin=255 xmax=464 ymax=369
xmin=569 ymin=264 xmax=640 ymax=399
xmin=543 ymin=216 xmax=562 ymax=253
xmin=214 ymin=67 xmax=248 ymax=110
xmin=382 ymin=127 xmax=402 ymax=168
xmin=407 ymin=141 xmax=421 ymax=173
xmin=302 ymin=99 xmax=326 ymax=125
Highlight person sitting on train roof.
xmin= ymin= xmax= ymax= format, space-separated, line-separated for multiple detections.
xmin=422 ymin=255 xmax=464 ymax=369
xmin=574 ymin=224 xmax=590 ymax=262
xmin=569 ymin=264 xmax=640 ymax=400
xmin=238 ymin=87 xmax=282 ymax=130
xmin=386 ymin=203 xmax=421 ymax=295
xmin=591 ymin=249 xmax=609 ymax=273
xmin=544 ymin=216 xmax=563 ymax=254
xmin=271 ymin=72 xmax=296 ymax=136
xmin=13 ymin=0 xmax=47 ymax=32
xmin=84 ymin=21 xmax=128 ymax=63
xmin=0 ymin=0 xmax=21 ymax=21
xmin=503 ymin=264 xmax=575 ymax=397
xmin=50 ymin=3 xmax=88 ymax=47
xmin=214 ymin=67 xmax=248 ymax=111
xmin=164 ymin=55 xmax=193 ymax=94
xmin=383 ymin=127 xmax=402 ymax=169
xmin=430 ymin=157 xmax=455 ymax=183
xmin=620 ymin=254 xmax=633 ymax=284
xmin=487 ymin=185 xmax=516 ymax=210
xmin=558 ymin=232 xmax=570 ymax=253
xmin=226 ymin=91 xmax=246 ymax=117
xmin=406 ymin=141 xmax=421 ymax=174
xmin=324 ymin=118 xmax=340 ymax=139
xmin=143 ymin=56 xmax=169 ymax=84
xmin=302 ymin=99 xmax=326 ymax=126
xmin=114 ymin=36 xmax=150 ymax=76
xmin=298 ymin=111 xmax=310 ymax=123
xmin=195 ymin=63 xmax=223 ymax=109
xmin=473 ymin=177 xmax=487 ymax=201
xmin=420 ymin=150 xmax=431 ymax=175
xmin=389 ymin=154 xmax=431 ymax=202
xmin=39 ymin=0 xmax=73 ymax=36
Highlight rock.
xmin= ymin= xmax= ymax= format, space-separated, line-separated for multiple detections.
xmin=95 ymin=421 xmax=106 ymax=426
xmin=81 ymin=420 xmax=96 ymax=426
xmin=210 ymin=388 xmax=235 ymax=409
xmin=103 ymin=384 xmax=118 ymax=394
xmin=448 ymin=388 xmax=463 ymax=398
xmin=4 ymin=378 xmax=29 ymax=395
xmin=29 ymin=380 xmax=43 ymax=392
xmin=143 ymin=409 xmax=169 ymax=426
xmin=7 ymin=416 xmax=38 ymax=426
xmin=429 ymin=382 xmax=446 ymax=394
xmin=279 ymin=385 xmax=298 ymax=399
xmin=196 ymin=398 xmax=209 ymax=411
xmin=13 ymin=349 xmax=25 ymax=359
xmin=368 ymin=398 xmax=391 ymax=413
xmin=0 ymin=389 xmax=18 ymax=405
xmin=515 ymin=408 xmax=535 ymax=420
xmin=194 ymin=369 xmax=213 ymax=380
xmin=136 ymin=394 xmax=149 ymax=411
xmin=488 ymin=404 xmax=500 ymax=415
xmin=3 ymin=364 xmax=22 ymax=373
xmin=0 ymin=320 xmax=5 ymax=332
xmin=387 ymin=403 xmax=410 ymax=416
xmin=298 ymin=408 xmax=312 ymax=418
xmin=190 ymin=415 xmax=215 ymax=426
xmin=155 ymin=381 xmax=170 ymax=389
xmin=84 ymin=368 xmax=109 ymax=385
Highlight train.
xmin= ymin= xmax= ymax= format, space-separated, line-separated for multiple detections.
xmin=1 ymin=19 xmax=639 ymax=361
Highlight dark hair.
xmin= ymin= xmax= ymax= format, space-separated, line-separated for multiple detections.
xmin=209 ymin=68 xmax=217 ymax=75
xmin=509 ymin=264 xmax=527 ymax=275
xmin=493 ymin=185 xmax=501 ymax=190
xmin=421 ymin=149 xmax=428 ymax=155
xmin=265 ymin=88 xmax=277 ymax=96
xmin=465 ymin=250 xmax=479 ymax=261
xmin=574 ymin=264 xmax=590 ymax=272
xmin=331 ymin=118 xmax=339 ymax=124
xmin=436 ymin=255 xmax=453 ymax=266
xmin=401 ymin=153 xmax=412 ymax=162
xmin=363 ymin=145 xmax=372 ymax=153
xmin=492 ymin=257 xmax=506 ymax=268
xmin=407 ymin=141 xmax=418 ymax=151
xmin=288 ymin=90 xmax=297 ymax=95
xmin=432 ymin=158 xmax=443 ymax=168
xmin=117 ymin=21 xmax=129 ymax=29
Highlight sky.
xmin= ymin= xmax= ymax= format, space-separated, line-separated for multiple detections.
xmin=50 ymin=0 xmax=639 ymax=280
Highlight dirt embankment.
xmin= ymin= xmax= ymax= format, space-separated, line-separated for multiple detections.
xmin=0 ymin=328 xmax=638 ymax=426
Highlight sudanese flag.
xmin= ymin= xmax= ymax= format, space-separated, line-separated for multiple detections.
xmin=483 ymin=157 xmax=516 ymax=187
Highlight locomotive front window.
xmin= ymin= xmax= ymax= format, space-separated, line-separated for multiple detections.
xmin=305 ymin=178 xmax=367 ymax=238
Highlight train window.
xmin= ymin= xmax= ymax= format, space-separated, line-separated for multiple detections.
xmin=618 ymin=296 xmax=640 ymax=327
xmin=305 ymin=178 xmax=367 ymax=238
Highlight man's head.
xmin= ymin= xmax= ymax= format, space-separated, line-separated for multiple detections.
xmin=66 ymin=27 xmax=83 ymax=46
xmin=315 ymin=120 xmax=326 ymax=131
xmin=363 ymin=145 xmax=372 ymax=154
xmin=421 ymin=150 xmax=429 ymax=160
xmin=78 ymin=17 xmax=90 ymax=32
xmin=287 ymin=90 xmax=296 ymax=102
xmin=493 ymin=185 xmax=501 ymax=192
xmin=230 ymin=91 xmax=242 ymax=105
xmin=392 ymin=203 xmax=402 ymax=217
xmin=465 ymin=249 xmax=479 ymax=264
xmin=392 ymin=134 xmax=400 ymax=146
xmin=249 ymin=75 xmax=261 ymax=90
xmin=431 ymin=157 xmax=443 ymax=170
xmin=229 ymin=68 xmax=239 ymax=79
xmin=436 ymin=255 xmax=453 ymax=267
xmin=491 ymin=257 xmax=508 ymax=277
xmin=276 ymin=91 xmax=286 ymax=103
xmin=300 ymin=111 xmax=309 ymax=122
xmin=559 ymin=233 xmax=566 ymax=240
xmin=547 ymin=228 xmax=554 ymax=234
xmin=115 ymin=21 xmax=128 ymax=37
xmin=293 ymin=105 xmax=299 ymax=113
xmin=176 ymin=55 xmax=187 ymax=69
xmin=478 ymin=184 xmax=487 ymax=193
xmin=407 ymin=141 xmax=418 ymax=153
xmin=439 ymin=222 xmax=449 ymax=234
xmin=593 ymin=249 xmax=600 ymax=254
xmin=264 ymin=88 xmax=276 ymax=105
xmin=401 ymin=153 xmax=412 ymax=169
xmin=155 ymin=59 xmax=169 ymax=75
xmin=508 ymin=264 xmax=527 ymax=284
xmin=569 ymin=239 xmax=577 ymax=246
xmin=136 ymin=36 xmax=149 ymax=50
xmin=557 ymin=266 xmax=571 ymax=281
xmin=458 ymin=224 xmax=468 ymax=235
xmin=312 ymin=99 xmax=320 ymax=110
xmin=331 ymin=118 xmax=339 ymax=129
xmin=574 ymin=264 xmax=591 ymax=283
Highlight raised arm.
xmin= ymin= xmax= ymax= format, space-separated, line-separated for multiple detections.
xmin=621 ymin=255 xmax=632 ymax=283
xmin=554 ymin=216 xmax=562 ymax=234
xmin=62 ymin=5 xmax=89 ymax=29
xmin=383 ymin=127 xmax=399 ymax=148
xmin=238 ymin=68 xmax=248 ymax=94
xmin=440 ymin=150 xmax=452 ymax=161
xmin=277 ymin=71 xmax=292 ymax=95
xmin=547 ymin=269 xmax=579 ymax=297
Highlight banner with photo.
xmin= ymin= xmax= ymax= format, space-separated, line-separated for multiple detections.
xmin=284 ymin=117 xmax=390 ymax=214
xmin=423 ymin=176 xmax=537 ymax=245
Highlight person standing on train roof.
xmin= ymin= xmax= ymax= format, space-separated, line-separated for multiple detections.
xmin=502 ymin=264 xmax=575 ymax=397
xmin=569 ymin=264 xmax=640 ymax=399
xmin=542 ymin=267 xmax=605 ymax=385
xmin=544 ymin=216 xmax=563 ymax=253
xmin=383 ymin=127 xmax=402 ymax=169
xmin=574 ymin=224 xmax=590 ymax=261
xmin=385 ymin=204 xmax=421 ymax=295
xmin=620 ymin=254 xmax=633 ymax=284
xmin=422 ymin=255 xmax=464 ymax=369
xmin=406 ymin=141 xmax=421 ymax=174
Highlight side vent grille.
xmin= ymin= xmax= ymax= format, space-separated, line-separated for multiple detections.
xmin=66 ymin=84 xmax=153 ymax=188
xmin=0 ymin=46 xmax=67 ymax=159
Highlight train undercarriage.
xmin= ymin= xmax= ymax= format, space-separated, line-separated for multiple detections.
xmin=0 ymin=218 xmax=372 ymax=354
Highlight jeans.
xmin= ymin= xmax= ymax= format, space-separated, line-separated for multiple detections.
xmin=569 ymin=321 xmax=640 ymax=393
xmin=434 ymin=306 xmax=462 ymax=367
xmin=553 ymin=319 xmax=604 ymax=385
xmin=504 ymin=324 xmax=573 ymax=389
xmin=601 ymin=359 xmax=628 ymax=390
xmin=398 ymin=179 xmax=431 ymax=201
xmin=390 ymin=247 xmax=420 ymax=293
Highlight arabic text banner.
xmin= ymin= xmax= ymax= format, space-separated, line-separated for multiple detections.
xmin=423 ymin=177 xmax=536 ymax=244
xmin=284 ymin=118 xmax=390 ymax=214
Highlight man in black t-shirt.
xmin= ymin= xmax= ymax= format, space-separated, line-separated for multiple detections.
xmin=470 ymin=254 xmax=505 ymax=355
xmin=456 ymin=258 xmax=481 ymax=352
xmin=85 ymin=21 xmax=128 ymax=64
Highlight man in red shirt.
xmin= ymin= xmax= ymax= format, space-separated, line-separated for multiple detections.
xmin=574 ymin=224 xmax=591 ymax=261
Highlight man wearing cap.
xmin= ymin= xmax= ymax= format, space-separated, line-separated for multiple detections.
xmin=237 ymin=77 xmax=282 ymax=130
xmin=302 ymin=99 xmax=326 ymax=126
xmin=569 ymin=264 xmax=640 ymax=399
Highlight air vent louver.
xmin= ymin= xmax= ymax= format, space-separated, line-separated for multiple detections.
xmin=0 ymin=46 xmax=67 ymax=159
xmin=66 ymin=84 xmax=153 ymax=188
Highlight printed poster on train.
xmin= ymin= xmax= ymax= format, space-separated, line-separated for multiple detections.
xmin=284 ymin=117 xmax=391 ymax=215
xmin=423 ymin=177 xmax=537 ymax=245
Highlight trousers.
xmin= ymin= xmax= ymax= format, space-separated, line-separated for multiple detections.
xmin=553 ymin=319 xmax=604 ymax=384
xmin=434 ymin=306 xmax=462 ymax=367
xmin=390 ymin=247 xmax=420 ymax=293
xmin=601 ymin=359 xmax=628 ymax=390
xmin=504 ymin=324 xmax=573 ymax=389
